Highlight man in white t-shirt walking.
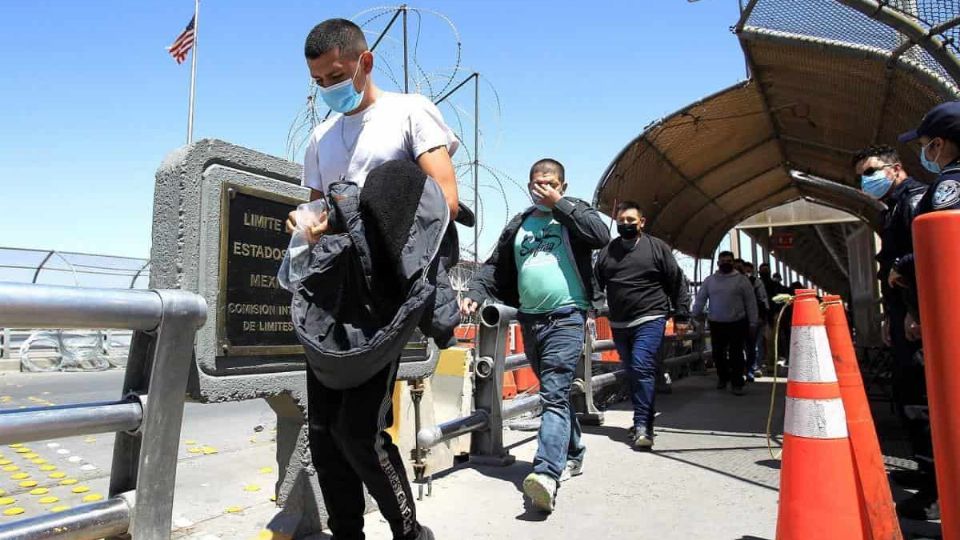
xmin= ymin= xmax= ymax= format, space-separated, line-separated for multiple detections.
xmin=286 ymin=18 xmax=463 ymax=540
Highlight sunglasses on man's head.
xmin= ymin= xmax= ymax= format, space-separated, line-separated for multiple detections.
xmin=862 ymin=163 xmax=896 ymax=176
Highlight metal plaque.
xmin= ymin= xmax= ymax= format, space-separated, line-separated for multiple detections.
xmin=217 ymin=184 xmax=303 ymax=356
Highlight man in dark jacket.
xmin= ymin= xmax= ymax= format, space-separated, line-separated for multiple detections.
xmin=594 ymin=201 xmax=690 ymax=449
xmin=461 ymin=158 xmax=610 ymax=513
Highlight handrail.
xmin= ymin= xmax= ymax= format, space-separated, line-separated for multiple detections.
xmin=0 ymin=283 xmax=207 ymax=540
xmin=0 ymin=400 xmax=143 ymax=445
xmin=0 ymin=282 xmax=164 ymax=331
xmin=417 ymin=304 xmax=712 ymax=456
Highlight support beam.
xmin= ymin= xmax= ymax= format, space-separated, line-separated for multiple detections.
xmin=813 ymin=224 xmax=851 ymax=280
xmin=734 ymin=0 xmax=762 ymax=33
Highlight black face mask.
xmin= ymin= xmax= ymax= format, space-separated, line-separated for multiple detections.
xmin=617 ymin=223 xmax=639 ymax=240
xmin=719 ymin=263 xmax=734 ymax=274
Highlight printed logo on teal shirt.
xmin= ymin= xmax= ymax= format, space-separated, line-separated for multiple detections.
xmin=514 ymin=215 xmax=587 ymax=314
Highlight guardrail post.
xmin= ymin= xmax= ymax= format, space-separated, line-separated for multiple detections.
xmin=1 ymin=327 xmax=9 ymax=359
xmin=107 ymin=290 xmax=207 ymax=540
xmin=691 ymin=330 xmax=708 ymax=374
xmin=573 ymin=317 xmax=604 ymax=425
xmin=470 ymin=304 xmax=517 ymax=465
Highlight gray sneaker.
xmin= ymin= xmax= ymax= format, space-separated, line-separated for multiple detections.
xmin=560 ymin=459 xmax=584 ymax=482
xmin=632 ymin=432 xmax=654 ymax=450
xmin=522 ymin=472 xmax=557 ymax=513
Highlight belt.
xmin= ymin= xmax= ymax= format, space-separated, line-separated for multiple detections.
xmin=517 ymin=305 xmax=583 ymax=323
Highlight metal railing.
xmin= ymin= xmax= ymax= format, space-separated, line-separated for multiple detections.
xmin=0 ymin=282 xmax=207 ymax=540
xmin=417 ymin=304 xmax=712 ymax=462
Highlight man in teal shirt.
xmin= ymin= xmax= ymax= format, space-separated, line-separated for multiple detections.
xmin=461 ymin=158 xmax=610 ymax=513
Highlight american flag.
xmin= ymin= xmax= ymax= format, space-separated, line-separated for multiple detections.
xmin=167 ymin=16 xmax=196 ymax=64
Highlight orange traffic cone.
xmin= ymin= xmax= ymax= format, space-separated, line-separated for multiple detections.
xmin=776 ymin=289 xmax=866 ymax=540
xmin=502 ymin=370 xmax=518 ymax=399
xmin=822 ymin=296 xmax=902 ymax=540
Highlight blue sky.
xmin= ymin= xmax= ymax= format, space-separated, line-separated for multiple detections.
xmin=0 ymin=0 xmax=746 ymax=261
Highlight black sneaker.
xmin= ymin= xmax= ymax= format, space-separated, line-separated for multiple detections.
xmin=889 ymin=469 xmax=930 ymax=489
xmin=896 ymin=490 xmax=940 ymax=521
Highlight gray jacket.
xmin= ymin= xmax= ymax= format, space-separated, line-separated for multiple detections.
xmin=291 ymin=160 xmax=460 ymax=389
xmin=692 ymin=271 xmax=758 ymax=326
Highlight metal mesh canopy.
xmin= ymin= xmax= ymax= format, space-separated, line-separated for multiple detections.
xmin=594 ymin=0 xmax=960 ymax=265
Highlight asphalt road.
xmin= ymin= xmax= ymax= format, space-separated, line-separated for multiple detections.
xmin=0 ymin=369 xmax=279 ymax=532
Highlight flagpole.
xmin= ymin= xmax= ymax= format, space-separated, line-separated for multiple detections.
xmin=186 ymin=0 xmax=199 ymax=144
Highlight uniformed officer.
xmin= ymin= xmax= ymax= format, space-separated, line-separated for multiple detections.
xmin=852 ymin=144 xmax=931 ymax=518
xmin=852 ymin=145 xmax=925 ymax=396
xmin=887 ymin=101 xmax=960 ymax=521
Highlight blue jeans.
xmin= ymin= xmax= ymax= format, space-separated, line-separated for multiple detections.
xmin=612 ymin=318 xmax=667 ymax=437
xmin=519 ymin=308 xmax=587 ymax=481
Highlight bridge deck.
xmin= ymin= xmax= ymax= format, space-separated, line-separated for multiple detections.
xmin=360 ymin=374 xmax=784 ymax=540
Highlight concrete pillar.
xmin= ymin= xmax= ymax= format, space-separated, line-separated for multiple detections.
xmin=846 ymin=225 xmax=883 ymax=346
xmin=729 ymin=231 xmax=741 ymax=259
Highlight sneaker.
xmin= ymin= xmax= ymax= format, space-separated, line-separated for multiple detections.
xmin=896 ymin=490 xmax=940 ymax=521
xmin=716 ymin=380 xmax=728 ymax=390
xmin=889 ymin=469 xmax=930 ymax=489
xmin=523 ymin=473 xmax=556 ymax=513
xmin=559 ymin=459 xmax=584 ymax=482
xmin=753 ymin=369 xmax=764 ymax=378
xmin=632 ymin=432 xmax=654 ymax=450
xmin=732 ymin=386 xmax=746 ymax=396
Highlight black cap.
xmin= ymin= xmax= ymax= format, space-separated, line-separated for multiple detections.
xmin=899 ymin=101 xmax=960 ymax=143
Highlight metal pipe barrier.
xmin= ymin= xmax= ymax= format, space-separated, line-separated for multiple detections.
xmin=0 ymin=400 xmax=142 ymax=445
xmin=417 ymin=304 xmax=712 ymax=461
xmin=0 ymin=282 xmax=207 ymax=540
xmin=467 ymin=303 xmax=517 ymax=464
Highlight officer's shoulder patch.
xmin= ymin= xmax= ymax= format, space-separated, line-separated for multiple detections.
xmin=933 ymin=179 xmax=960 ymax=209
xmin=909 ymin=193 xmax=924 ymax=208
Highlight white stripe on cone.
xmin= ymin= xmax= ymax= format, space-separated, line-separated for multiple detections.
xmin=784 ymin=397 xmax=849 ymax=439
xmin=787 ymin=326 xmax=838 ymax=383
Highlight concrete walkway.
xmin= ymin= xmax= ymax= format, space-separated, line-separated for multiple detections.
xmin=347 ymin=373 xmax=786 ymax=540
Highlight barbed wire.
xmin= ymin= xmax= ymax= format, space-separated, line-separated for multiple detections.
xmin=286 ymin=4 xmax=518 ymax=264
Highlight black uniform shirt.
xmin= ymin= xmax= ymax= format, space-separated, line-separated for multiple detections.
xmin=877 ymin=176 xmax=927 ymax=279
xmin=915 ymin=161 xmax=960 ymax=214
xmin=893 ymin=161 xmax=960 ymax=318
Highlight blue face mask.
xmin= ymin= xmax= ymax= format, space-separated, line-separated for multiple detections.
xmin=319 ymin=57 xmax=366 ymax=114
xmin=861 ymin=171 xmax=893 ymax=199
xmin=530 ymin=190 xmax=552 ymax=212
xmin=921 ymin=140 xmax=942 ymax=174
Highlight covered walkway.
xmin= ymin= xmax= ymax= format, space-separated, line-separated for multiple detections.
xmin=593 ymin=0 xmax=960 ymax=303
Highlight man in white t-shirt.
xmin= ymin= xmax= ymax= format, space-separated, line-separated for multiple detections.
xmin=288 ymin=19 xmax=461 ymax=241
xmin=288 ymin=18 xmax=462 ymax=540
